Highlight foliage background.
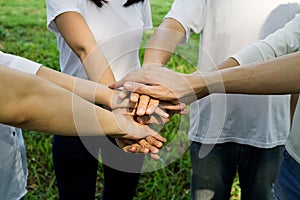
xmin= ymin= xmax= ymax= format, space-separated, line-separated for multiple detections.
xmin=0 ymin=0 xmax=241 ymax=199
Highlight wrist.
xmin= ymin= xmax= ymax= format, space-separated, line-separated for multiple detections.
xmin=95 ymin=85 xmax=113 ymax=108
xmin=185 ymin=72 xmax=210 ymax=100
xmin=109 ymin=113 xmax=127 ymax=136
xmin=190 ymin=71 xmax=226 ymax=98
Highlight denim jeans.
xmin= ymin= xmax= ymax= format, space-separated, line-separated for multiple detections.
xmin=52 ymin=135 xmax=144 ymax=200
xmin=274 ymin=149 xmax=300 ymax=200
xmin=190 ymin=142 xmax=284 ymax=200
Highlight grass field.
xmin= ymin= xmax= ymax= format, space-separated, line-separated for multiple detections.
xmin=0 ymin=0 xmax=240 ymax=199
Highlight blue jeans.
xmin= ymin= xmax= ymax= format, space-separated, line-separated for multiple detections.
xmin=52 ymin=135 xmax=144 ymax=200
xmin=190 ymin=142 xmax=284 ymax=200
xmin=274 ymin=149 xmax=300 ymax=200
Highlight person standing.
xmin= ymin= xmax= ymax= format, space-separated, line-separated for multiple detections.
xmin=0 ymin=51 xmax=41 ymax=200
xmin=46 ymin=0 xmax=152 ymax=199
xmin=112 ymin=13 xmax=300 ymax=198
xmin=135 ymin=0 xmax=300 ymax=199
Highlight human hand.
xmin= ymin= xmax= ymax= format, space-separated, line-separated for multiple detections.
xmin=115 ymin=135 xmax=165 ymax=160
xmin=109 ymin=65 xmax=199 ymax=104
xmin=113 ymin=107 xmax=170 ymax=126
xmin=108 ymin=88 xmax=173 ymax=119
xmin=111 ymin=108 xmax=169 ymax=140
xmin=118 ymin=91 xmax=189 ymax=117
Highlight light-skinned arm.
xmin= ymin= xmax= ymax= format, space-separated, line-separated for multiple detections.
xmin=112 ymin=51 xmax=300 ymax=102
xmin=143 ymin=18 xmax=186 ymax=66
xmin=0 ymin=65 xmax=165 ymax=141
xmin=37 ymin=65 xmax=186 ymax=118
xmin=54 ymin=12 xmax=182 ymax=116
xmin=36 ymin=66 xmax=129 ymax=110
xmin=125 ymin=18 xmax=186 ymax=115
xmin=54 ymin=11 xmax=115 ymax=85
xmin=37 ymin=65 xmax=169 ymax=155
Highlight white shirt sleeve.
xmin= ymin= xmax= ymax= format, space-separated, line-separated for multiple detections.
xmin=232 ymin=13 xmax=300 ymax=65
xmin=165 ymin=0 xmax=207 ymax=43
xmin=142 ymin=0 xmax=153 ymax=29
xmin=46 ymin=0 xmax=82 ymax=33
xmin=0 ymin=51 xmax=41 ymax=75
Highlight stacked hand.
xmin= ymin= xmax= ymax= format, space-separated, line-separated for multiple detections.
xmin=111 ymin=90 xmax=187 ymax=160
xmin=107 ymin=69 xmax=190 ymax=160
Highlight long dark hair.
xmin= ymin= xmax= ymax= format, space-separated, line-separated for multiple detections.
xmin=90 ymin=0 xmax=144 ymax=7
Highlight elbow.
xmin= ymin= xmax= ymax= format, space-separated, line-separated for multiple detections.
xmin=1 ymin=97 xmax=35 ymax=129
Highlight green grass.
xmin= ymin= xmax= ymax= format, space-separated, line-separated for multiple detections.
xmin=0 ymin=0 xmax=240 ymax=199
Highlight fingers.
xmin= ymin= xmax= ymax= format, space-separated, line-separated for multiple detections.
xmin=139 ymin=139 xmax=159 ymax=154
xmin=150 ymin=154 xmax=161 ymax=160
xmin=130 ymin=92 xmax=140 ymax=103
xmin=136 ymin=95 xmax=150 ymax=115
xmin=111 ymin=96 xmax=137 ymax=110
xmin=160 ymin=101 xmax=186 ymax=111
xmin=153 ymin=107 xmax=169 ymax=118
xmin=109 ymin=80 xmax=126 ymax=89
xmin=136 ymin=114 xmax=169 ymax=126
xmin=146 ymin=134 xmax=166 ymax=146
xmin=123 ymin=82 xmax=171 ymax=101
xmin=145 ymin=98 xmax=159 ymax=115
xmin=118 ymin=89 xmax=128 ymax=99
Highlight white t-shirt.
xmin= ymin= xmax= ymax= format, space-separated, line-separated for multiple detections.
xmin=46 ymin=0 xmax=152 ymax=81
xmin=0 ymin=51 xmax=41 ymax=74
xmin=232 ymin=14 xmax=300 ymax=163
xmin=0 ymin=51 xmax=41 ymax=200
xmin=166 ymin=0 xmax=300 ymax=148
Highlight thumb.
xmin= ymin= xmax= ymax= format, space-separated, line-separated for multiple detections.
xmin=124 ymin=82 xmax=150 ymax=94
xmin=124 ymin=82 xmax=173 ymax=101
xmin=108 ymin=82 xmax=116 ymax=89
xmin=110 ymin=80 xmax=126 ymax=89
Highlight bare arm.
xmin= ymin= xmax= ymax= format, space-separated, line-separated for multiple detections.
xmin=0 ymin=65 xmax=160 ymax=139
xmin=192 ymin=51 xmax=300 ymax=97
xmin=143 ymin=18 xmax=186 ymax=66
xmin=112 ymin=51 xmax=300 ymax=103
xmin=215 ymin=57 xmax=240 ymax=70
xmin=54 ymin=12 xmax=115 ymax=85
xmin=128 ymin=18 xmax=186 ymax=114
xmin=36 ymin=66 xmax=129 ymax=109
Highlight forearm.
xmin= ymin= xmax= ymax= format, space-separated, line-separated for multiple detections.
xmin=191 ymin=51 xmax=300 ymax=97
xmin=82 ymin=47 xmax=116 ymax=85
xmin=216 ymin=57 xmax=240 ymax=70
xmin=36 ymin=66 xmax=113 ymax=107
xmin=55 ymin=12 xmax=115 ymax=85
xmin=143 ymin=18 xmax=185 ymax=66
xmin=0 ymin=66 xmax=121 ymax=136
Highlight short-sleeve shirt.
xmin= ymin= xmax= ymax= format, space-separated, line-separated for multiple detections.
xmin=232 ymin=14 xmax=300 ymax=164
xmin=166 ymin=0 xmax=300 ymax=148
xmin=0 ymin=51 xmax=41 ymax=200
xmin=46 ymin=0 xmax=152 ymax=81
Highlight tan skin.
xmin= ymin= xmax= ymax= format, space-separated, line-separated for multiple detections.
xmin=53 ymin=11 xmax=187 ymax=158
xmin=0 ymin=65 xmax=161 ymax=140
xmin=114 ymin=17 xmax=299 ymax=121
xmin=36 ymin=65 xmax=173 ymax=158
xmin=112 ymin=51 xmax=300 ymax=101
xmin=111 ymin=16 xmax=300 ymax=159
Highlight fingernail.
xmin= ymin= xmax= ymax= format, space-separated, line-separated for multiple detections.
xmin=132 ymin=96 xmax=138 ymax=101
xmin=152 ymin=149 xmax=159 ymax=154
